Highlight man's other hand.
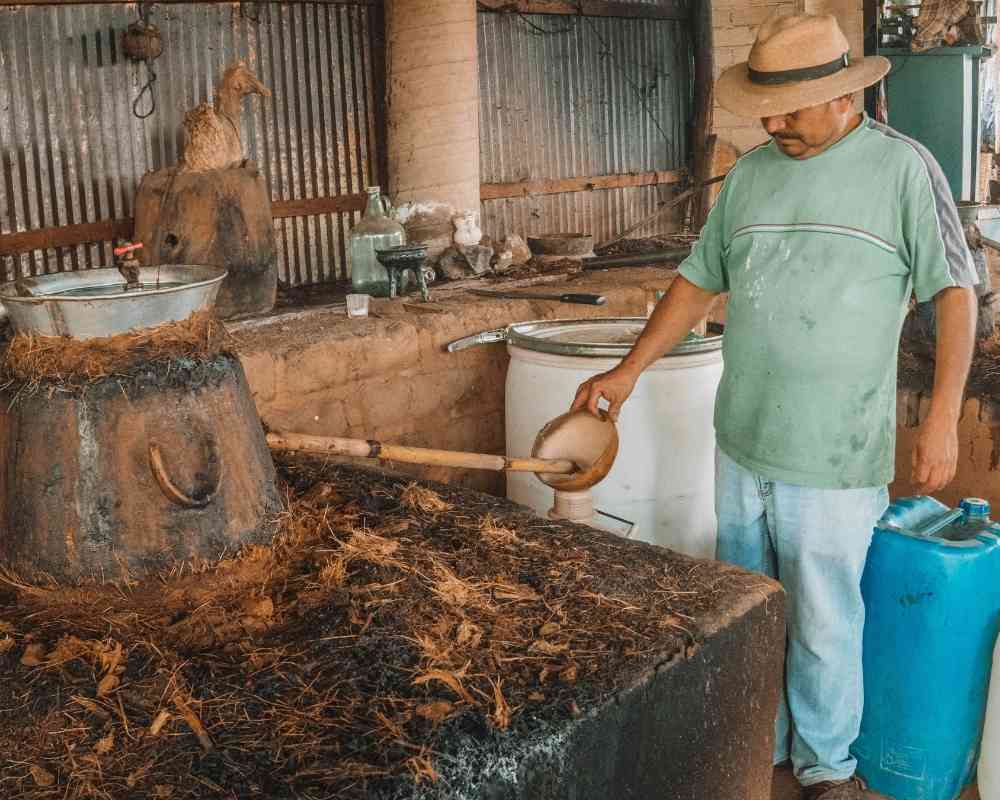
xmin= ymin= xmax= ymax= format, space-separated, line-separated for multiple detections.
xmin=570 ymin=366 xmax=639 ymax=421
xmin=911 ymin=413 xmax=959 ymax=495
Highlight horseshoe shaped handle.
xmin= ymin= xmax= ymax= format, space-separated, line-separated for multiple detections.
xmin=148 ymin=436 xmax=223 ymax=509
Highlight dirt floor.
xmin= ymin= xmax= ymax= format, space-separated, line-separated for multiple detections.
xmin=0 ymin=459 xmax=765 ymax=800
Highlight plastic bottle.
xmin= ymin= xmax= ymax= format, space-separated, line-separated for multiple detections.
xmin=349 ymin=186 xmax=405 ymax=296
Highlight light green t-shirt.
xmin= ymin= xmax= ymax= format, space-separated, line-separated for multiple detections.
xmin=680 ymin=115 xmax=977 ymax=489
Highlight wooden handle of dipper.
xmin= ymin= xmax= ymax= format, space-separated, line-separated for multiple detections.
xmin=266 ymin=432 xmax=578 ymax=475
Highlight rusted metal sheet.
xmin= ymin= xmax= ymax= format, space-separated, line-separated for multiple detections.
xmin=477 ymin=9 xmax=692 ymax=244
xmin=0 ymin=2 xmax=382 ymax=285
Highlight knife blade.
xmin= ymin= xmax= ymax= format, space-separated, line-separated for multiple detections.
xmin=468 ymin=289 xmax=607 ymax=305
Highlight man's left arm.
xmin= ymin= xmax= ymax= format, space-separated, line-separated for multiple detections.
xmin=912 ymin=286 xmax=976 ymax=494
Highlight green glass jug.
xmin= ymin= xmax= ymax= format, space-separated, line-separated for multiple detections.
xmin=349 ymin=186 xmax=405 ymax=296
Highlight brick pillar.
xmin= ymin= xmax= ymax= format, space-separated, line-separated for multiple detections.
xmin=385 ymin=0 xmax=480 ymax=218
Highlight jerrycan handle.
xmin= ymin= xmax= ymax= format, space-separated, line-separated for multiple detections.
xmin=882 ymin=508 xmax=966 ymax=539
xmin=878 ymin=496 xmax=963 ymax=539
xmin=912 ymin=509 xmax=964 ymax=538
xmin=380 ymin=195 xmax=393 ymax=216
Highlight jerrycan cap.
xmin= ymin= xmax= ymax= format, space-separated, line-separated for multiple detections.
xmin=960 ymin=497 xmax=991 ymax=518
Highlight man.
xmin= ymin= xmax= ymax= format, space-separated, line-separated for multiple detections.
xmin=571 ymin=13 xmax=978 ymax=800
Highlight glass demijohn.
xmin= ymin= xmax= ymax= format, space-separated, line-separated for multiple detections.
xmin=349 ymin=186 xmax=405 ymax=296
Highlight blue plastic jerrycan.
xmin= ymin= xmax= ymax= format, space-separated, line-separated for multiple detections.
xmin=853 ymin=496 xmax=1000 ymax=800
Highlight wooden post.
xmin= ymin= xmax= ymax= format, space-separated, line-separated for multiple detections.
xmin=690 ymin=0 xmax=716 ymax=232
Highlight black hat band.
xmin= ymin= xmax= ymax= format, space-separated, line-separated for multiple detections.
xmin=748 ymin=52 xmax=850 ymax=86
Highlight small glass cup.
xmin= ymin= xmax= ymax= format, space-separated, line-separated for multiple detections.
xmin=346 ymin=293 xmax=370 ymax=318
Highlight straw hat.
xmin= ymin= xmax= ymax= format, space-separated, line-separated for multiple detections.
xmin=716 ymin=13 xmax=890 ymax=117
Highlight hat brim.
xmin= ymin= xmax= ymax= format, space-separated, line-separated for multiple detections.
xmin=716 ymin=56 xmax=891 ymax=118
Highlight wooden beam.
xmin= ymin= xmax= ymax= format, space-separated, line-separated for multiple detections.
xmin=476 ymin=0 xmax=688 ymax=21
xmin=689 ymin=0 xmax=716 ymax=230
xmin=0 ymin=173 xmax=685 ymax=257
xmin=480 ymin=170 xmax=685 ymax=200
xmin=272 ymin=194 xmax=367 ymax=218
xmin=0 ymin=194 xmax=368 ymax=258
xmin=3 ymin=0 xmax=374 ymax=5
xmin=0 ymin=219 xmax=133 ymax=258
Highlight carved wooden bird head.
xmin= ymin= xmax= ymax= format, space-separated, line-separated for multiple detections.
xmin=220 ymin=62 xmax=271 ymax=99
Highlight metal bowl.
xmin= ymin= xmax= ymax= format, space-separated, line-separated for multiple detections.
xmin=527 ymin=233 xmax=594 ymax=258
xmin=0 ymin=265 xmax=227 ymax=339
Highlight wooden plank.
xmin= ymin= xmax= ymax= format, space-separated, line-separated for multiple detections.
xmin=481 ymin=170 xmax=685 ymax=200
xmin=4 ymin=0 xmax=374 ymax=5
xmin=476 ymin=0 xmax=688 ymax=21
xmin=0 ymin=194 xmax=368 ymax=258
xmin=0 ymin=218 xmax=132 ymax=258
xmin=0 ymin=172 xmax=683 ymax=257
xmin=271 ymin=194 xmax=367 ymax=218
xmin=689 ymin=0 xmax=716 ymax=230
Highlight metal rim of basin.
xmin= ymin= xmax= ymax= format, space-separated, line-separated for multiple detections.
xmin=0 ymin=265 xmax=227 ymax=339
xmin=0 ymin=265 xmax=226 ymax=304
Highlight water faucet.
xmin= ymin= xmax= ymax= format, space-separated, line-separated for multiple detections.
xmin=113 ymin=242 xmax=144 ymax=291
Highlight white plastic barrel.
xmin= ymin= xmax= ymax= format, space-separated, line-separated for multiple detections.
xmin=504 ymin=318 xmax=723 ymax=560
xmin=980 ymin=634 xmax=1000 ymax=800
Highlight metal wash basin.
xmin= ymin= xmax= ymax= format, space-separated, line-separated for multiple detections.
xmin=0 ymin=265 xmax=227 ymax=339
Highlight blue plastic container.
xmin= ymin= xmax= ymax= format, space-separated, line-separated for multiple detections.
xmin=853 ymin=496 xmax=1000 ymax=800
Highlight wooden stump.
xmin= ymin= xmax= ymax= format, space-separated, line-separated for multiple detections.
xmin=134 ymin=163 xmax=277 ymax=319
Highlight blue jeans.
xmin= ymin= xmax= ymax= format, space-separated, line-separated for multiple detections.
xmin=715 ymin=448 xmax=888 ymax=788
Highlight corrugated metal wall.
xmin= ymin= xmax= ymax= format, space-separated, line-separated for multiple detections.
xmin=478 ymin=10 xmax=692 ymax=245
xmin=0 ymin=1 xmax=381 ymax=285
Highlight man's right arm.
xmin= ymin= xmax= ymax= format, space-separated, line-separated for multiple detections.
xmin=572 ymin=165 xmax=734 ymax=419
xmin=570 ymin=276 xmax=720 ymax=419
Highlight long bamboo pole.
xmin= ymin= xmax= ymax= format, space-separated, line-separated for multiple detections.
xmin=266 ymin=432 xmax=578 ymax=475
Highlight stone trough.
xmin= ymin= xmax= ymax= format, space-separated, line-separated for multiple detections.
xmin=400 ymin=564 xmax=785 ymax=800
xmin=0 ymin=466 xmax=784 ymax=799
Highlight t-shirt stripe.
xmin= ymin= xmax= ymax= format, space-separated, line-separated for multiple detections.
xmin=865 ymin=117 xmax=977 ymax=288
xmin=731 ymin=223 xmax=898 ymax=254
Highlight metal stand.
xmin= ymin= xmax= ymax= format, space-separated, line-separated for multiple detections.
xmin=375 ymin=244 xmax=431 ymax=302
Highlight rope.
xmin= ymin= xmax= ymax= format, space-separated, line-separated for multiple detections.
xmin=130 ymin=4 xmax=159 ymax=120
xmin=133 ymin=59 xmax=157 ymax=120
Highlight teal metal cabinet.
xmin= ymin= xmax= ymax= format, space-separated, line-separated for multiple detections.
xmin=879 ymin=46 xmax=991 ymax=201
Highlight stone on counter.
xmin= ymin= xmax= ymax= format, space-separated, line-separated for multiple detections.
xmin=458 ymin=244 xmax=493 ymax=276
xmin=504 ymin=234 xmax=532 ymax=266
